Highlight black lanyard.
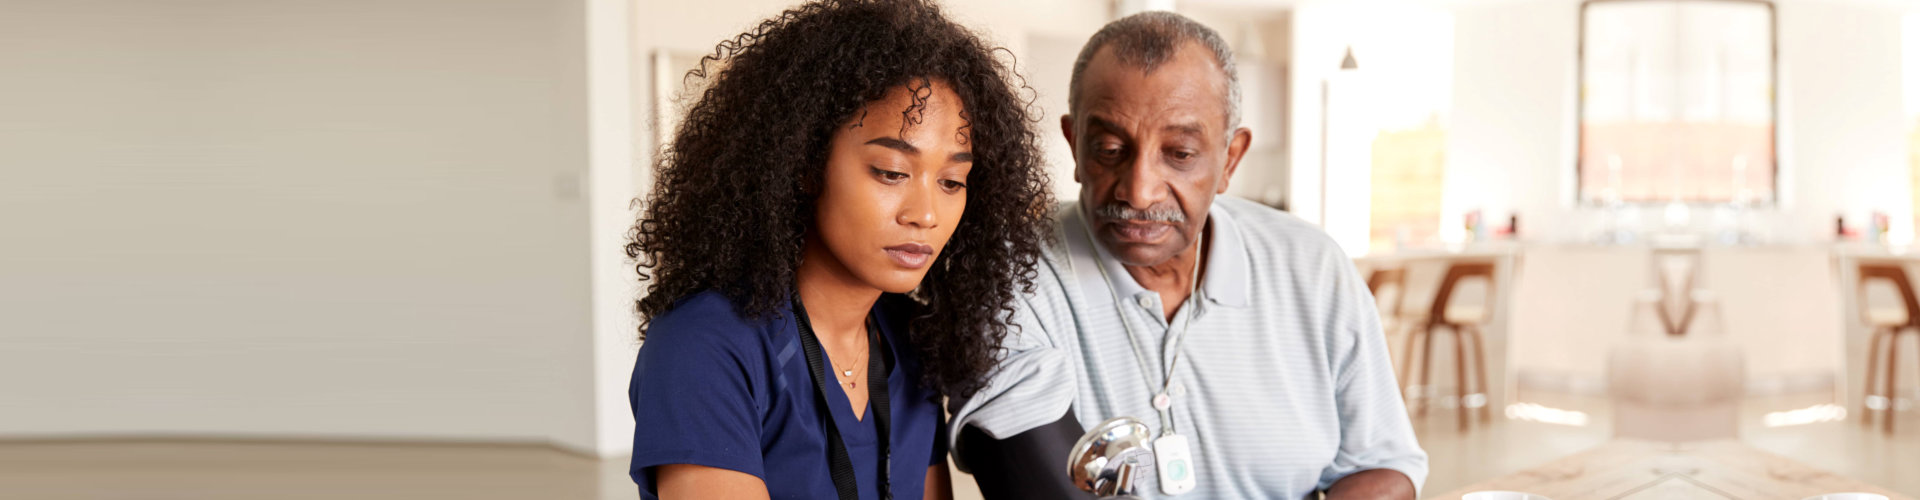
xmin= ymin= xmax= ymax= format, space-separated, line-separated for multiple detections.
xmin=792 ymin=298 xmax=892 ymax=500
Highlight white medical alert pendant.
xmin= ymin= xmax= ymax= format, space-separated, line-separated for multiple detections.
xmin=1153 ymin=433 xmax=1197 ymax=495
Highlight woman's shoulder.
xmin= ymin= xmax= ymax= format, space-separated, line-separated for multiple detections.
xmin=644 ymin=290 xmax=793 ymax=356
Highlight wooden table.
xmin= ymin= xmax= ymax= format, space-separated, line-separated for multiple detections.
xmin=1428 ymin=440 xmax=1912 ymax=500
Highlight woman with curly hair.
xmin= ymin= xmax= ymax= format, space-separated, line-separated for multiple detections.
xmin=624 ymin=1 xmax=1053 ymax=499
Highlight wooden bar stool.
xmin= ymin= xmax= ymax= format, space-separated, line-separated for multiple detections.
xmin=1857 ymin=262 xmax=1920 ymax=433
xmin=1368 ymin=266 xmax=1416 ymax=382
xmin=1367 ymin=267 xmax=1409 ymax=335
xmin=1400 ymin=261 xmax=1497 ymax=431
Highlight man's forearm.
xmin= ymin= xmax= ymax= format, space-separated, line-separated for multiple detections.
xmin=1324 ymin=468 xmax=1416 ymax=500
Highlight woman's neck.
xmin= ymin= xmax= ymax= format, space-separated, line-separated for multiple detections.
xmin=795 ymin=240 xmax=883 ymax=345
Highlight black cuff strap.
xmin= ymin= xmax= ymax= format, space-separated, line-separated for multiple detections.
xmin=955 ymin=408 xmax=1097 ymax=500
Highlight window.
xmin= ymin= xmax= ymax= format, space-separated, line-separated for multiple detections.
xmin=1359 ymin=9 xmax=1454 ymax=253
xmin=1578 ymin=0 xmax=1776 ymax=205
xmin=1906 ymin=13 xmax=1920 ymax=239
xmin=1371 ymin=115 xmax=1447 ymax=253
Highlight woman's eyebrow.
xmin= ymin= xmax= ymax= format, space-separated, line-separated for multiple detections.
xmin=865 ymin=137 xmax=920 ymax=156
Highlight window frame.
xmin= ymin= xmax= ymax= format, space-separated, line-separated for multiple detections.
xmin=1575 ymin=0 xmax=1780 ymax=207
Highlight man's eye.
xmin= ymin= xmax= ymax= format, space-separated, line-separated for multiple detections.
xmin=1097 ymin=146 xmax=1123 ymax=158
xmin=1170 ymin=150 xmax=1197 ymax=161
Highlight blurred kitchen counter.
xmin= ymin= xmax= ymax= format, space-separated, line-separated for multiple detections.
xmin=1359 ymin=243 xmax=1863 ymax=405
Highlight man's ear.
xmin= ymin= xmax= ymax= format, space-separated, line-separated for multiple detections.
xmin=1060 ymin=114 xmax=1081 ymax=184
xmin=1217 ymin=127 xmax=1252 ymax=194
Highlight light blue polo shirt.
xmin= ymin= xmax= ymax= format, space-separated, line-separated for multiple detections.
xmin=950 ymin=196 xmax=1428 ymax=498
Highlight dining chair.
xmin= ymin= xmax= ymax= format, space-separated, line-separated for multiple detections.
xmin=1857 ymin=262 xmax=1919 ymax=433
xmin=1609 ymin=292 xmax=1743 ymax=441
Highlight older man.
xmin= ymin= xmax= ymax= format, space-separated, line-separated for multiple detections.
xmin=949 ymin=11 xmax=1427 ymax=500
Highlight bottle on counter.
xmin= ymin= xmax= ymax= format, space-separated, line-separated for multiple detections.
xmin=1871 ymin=211 xmax=1889 ymax=244
xmin=1465 ymin=209 xmax=1482 ymax=243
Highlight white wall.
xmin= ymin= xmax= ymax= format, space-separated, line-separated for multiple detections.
xmin=1444 ymin=0 xmax=1914 ymax=246
xmin=0 ymin=0 xmax=607 ymax=453
xmin=1288 ymin=2 xmax=1342 ymax=227
xmin=1775 ymin=0 xmax=1913 ymax=245
xmin=589 ymin=0 xmax=642 ymax=459
xmin=1442 ymin=0 xmax=1576 ymax=243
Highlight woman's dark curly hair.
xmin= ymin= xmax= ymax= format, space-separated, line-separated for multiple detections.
xmin=628 ymin=0 xmax=1054 ymax=398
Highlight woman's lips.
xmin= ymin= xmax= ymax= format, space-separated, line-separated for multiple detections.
xmin=884 ymin=243 xmax=935 ymax=269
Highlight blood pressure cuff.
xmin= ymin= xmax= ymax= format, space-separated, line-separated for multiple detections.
xmin=955 ymin=407 xmax=1098 ymax=500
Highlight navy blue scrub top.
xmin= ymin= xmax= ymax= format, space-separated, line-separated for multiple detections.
xmin=628 ymin=291 xmax=947 ymax=500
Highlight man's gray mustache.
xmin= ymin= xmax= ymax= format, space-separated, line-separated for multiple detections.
xmin=1092 ymin=203 xmax=1185 ymax=223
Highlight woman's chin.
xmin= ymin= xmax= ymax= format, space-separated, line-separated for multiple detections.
xmin=864 ymin=270 xmax=932 ymax=295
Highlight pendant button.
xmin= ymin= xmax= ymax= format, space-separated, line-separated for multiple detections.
xmin=1152 ymin=393 xmax=1171 ymax=410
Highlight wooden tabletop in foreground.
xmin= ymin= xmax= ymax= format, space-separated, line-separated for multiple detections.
xmin=1428 ymin=439 xmax=1913 ymax=500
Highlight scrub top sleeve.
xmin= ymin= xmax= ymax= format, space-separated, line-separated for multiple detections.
xmin=628 ymin=318 xmax=766 ymax=487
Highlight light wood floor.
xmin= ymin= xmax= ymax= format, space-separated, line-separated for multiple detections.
xmin=1414 ymin=390 xmax=1920 ymax=498
xmin=0 ymin=438 xmax=630 ymax=500
xmin=4 ymin=391 xmax=1914 ymax=500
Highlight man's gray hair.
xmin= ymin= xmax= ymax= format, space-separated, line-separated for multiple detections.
xmin=1067 ymin=11 xmax=1241 ymax=130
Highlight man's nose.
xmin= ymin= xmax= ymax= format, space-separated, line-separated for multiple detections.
xmin=1112 ymin=151 xmax=1167 ymax=209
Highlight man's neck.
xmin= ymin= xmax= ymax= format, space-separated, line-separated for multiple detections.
xmin=1123 ymin=220 xmax=1211 ymax=322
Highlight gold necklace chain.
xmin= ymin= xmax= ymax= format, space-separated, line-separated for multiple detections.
xmin=830 ymin=324 xmax=869 ymax=388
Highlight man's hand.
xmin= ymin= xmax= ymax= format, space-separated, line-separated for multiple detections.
xmin=1324 ymin=468 xmax=1415 ymax=500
